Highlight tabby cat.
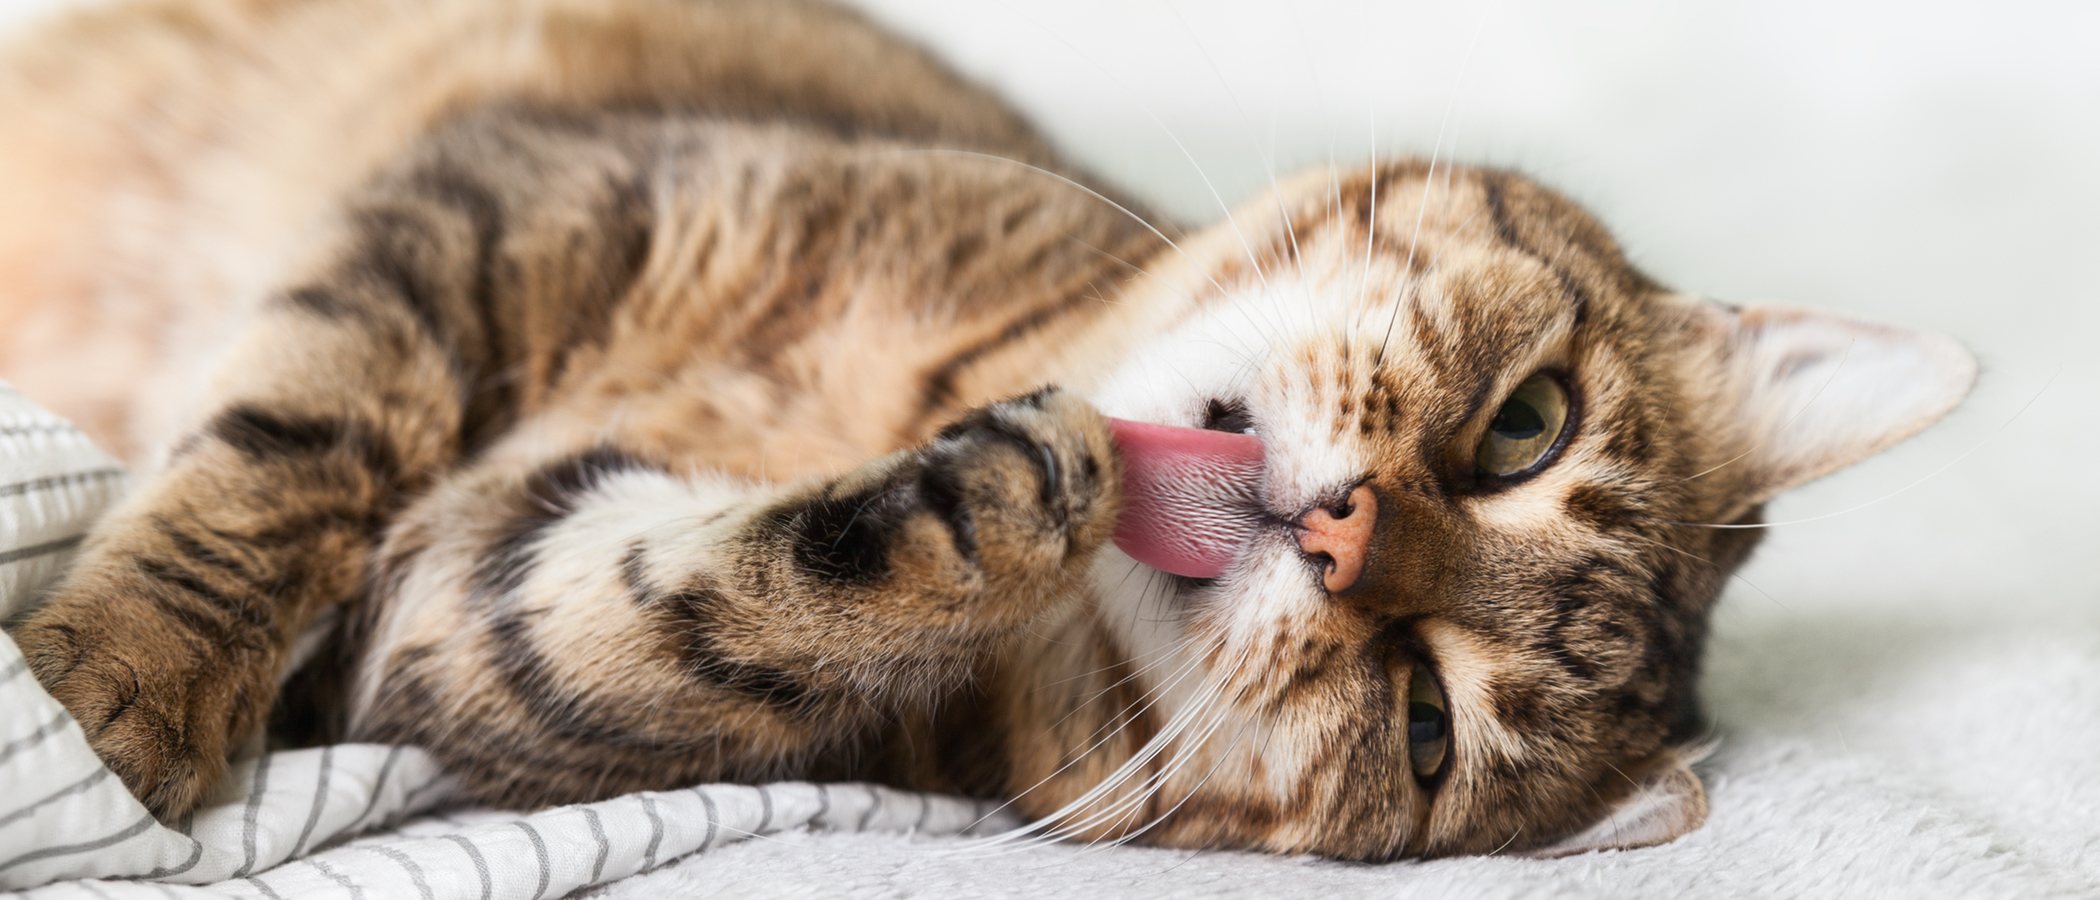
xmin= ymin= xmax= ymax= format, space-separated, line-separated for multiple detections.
xmin=0 ymin=0 xmax=1973 ymax=859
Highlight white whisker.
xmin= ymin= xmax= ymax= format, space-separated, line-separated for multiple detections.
xmin=1673 ymin=365 xmax=2058 ymax=530
xmin=1680 ymin=340 xmax=1856 ymax=483
xmin=1375 ymin=9 xmax=1489 ymax=366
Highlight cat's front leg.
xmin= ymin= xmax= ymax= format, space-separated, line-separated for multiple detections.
xmin=5 ymin=150 xmax=522 ymax=817
xmin=353 ymin=387 xmax=1122 ymax=804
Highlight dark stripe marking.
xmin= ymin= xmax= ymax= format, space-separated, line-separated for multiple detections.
xmin=208 ymin=406 xmax=401 ymax=481
xmin=621 ymin=548 xmax=817 ymax=713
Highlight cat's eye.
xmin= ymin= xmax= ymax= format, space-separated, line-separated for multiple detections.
xmin=1406 ymin=662 xmax=1450 ymax=780
xmin=1202 ymin=398 xmax=1255 ymax=434
xmin=1475 ymin=373 xmax=1571 ymax=479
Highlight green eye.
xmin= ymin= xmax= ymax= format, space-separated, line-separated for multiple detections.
xmin=1476 ymin=373 xmax=1571 ymax=478
xmin=1407 ymin=662 xmax=1450 ymax=780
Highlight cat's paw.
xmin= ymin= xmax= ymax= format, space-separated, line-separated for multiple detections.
xmin=13 ymin=590 xmax=258 ymax=820
xmin=917 ymin=387 xmax=1122 ymax=583
xmin=788 ymin=387 xmax=1120 ymax=615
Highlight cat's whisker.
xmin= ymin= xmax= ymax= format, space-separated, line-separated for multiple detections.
xmin=1218 ymin=344 xmax=1276 ymax=408
xmin=997 ymin=7 xmax=1294 ymax=347
xmin=1285 ymin=0 xmax=1345 ymax=330
xmin=996 ymin=698 xmax=1226 ymax=851
xmin=1351 ymin=121 xmax=1379 ymax=337
xmin=887 ymin=148 xmax=1285 ymax=365
xmin=961 ymin=636 xmax=1252 ymax=854
xmin=1085 ymin=709 xmax=1250 ymax=855
xmin=1024 ymin=642 xmax=1255 ymax=851
xmin=1375 ymin=10 xmax=1488 ymax=368
xmin=1486 ymin=826 xmax=1526 ymax=857
xmin=954 ymin=626 xmax=1226 ymax=851
xmin=1050 ymin=632 xmax=1205 ymax=737
xmin=1161 ymin=1 xmax=1319 ymax=322
xmin=1354 ymin=201 xmax=1492 ymax=373
xmin=1095 ymin=653 xmax=1271 ymax=852
xmin=1068 ymin=237 xmax=1269 ymax=365
xmin=1678 ymin=340 xmax=1856 ymax=483
xmin=1672 ymin=365 xmax=2058 ymax=530
xmin=1142 ymin=707 xmax=1281 ymax=876
xmin=1073 ymin=631 xmax=1263 ymax=843
xmin=1619 ymin=529 xmax=1792 ymax=611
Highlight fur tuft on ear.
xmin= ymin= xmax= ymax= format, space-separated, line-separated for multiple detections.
xmin=1694 ymin=302 xmax=1976 ymax=505
xmin=1530 ymin=753 xmax=1709 ymax=857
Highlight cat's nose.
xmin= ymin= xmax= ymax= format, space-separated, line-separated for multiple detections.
xmin=1295 ymin=484 xmax=1377 ymax=593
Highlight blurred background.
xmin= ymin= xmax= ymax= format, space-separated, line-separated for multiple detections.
xmin=3 ymin=0 xmax=2095 ymax=876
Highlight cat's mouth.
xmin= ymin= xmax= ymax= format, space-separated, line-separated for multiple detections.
xmin=1107 ymin=416 xmax=1267 ymax=578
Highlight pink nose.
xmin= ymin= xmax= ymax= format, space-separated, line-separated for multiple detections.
xmin=1295 ymin=484 xmax=1377 ymax=593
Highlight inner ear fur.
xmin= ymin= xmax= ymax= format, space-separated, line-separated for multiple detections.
xmin=1679 ymin=298 xmax=1976 ymax=507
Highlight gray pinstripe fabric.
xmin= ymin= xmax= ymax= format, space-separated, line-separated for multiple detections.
xmin=513 ymin=822 xmax=550 ymax=900
xmin=857 ymin=784 xmax=882 ymax=830
xmin=811 ymin=784 xmax=831 ymax=829
xmin=290 ymin=747 xmax=335 ymax=856
xmin=339 ymin=747 xmax=404 ymax=841
xmin=0 ymin=768 xmax=112 ymax=829
xmin=0 ymin=423 xmax=72 ymax=439
xmin=137 ymin=836 xmax=205 ymax=880
xmin=241 ymin=875 xmax=286 ymax=900
xmin=0 ymin=535 xmax=83 ymax=568
xmin=695 ymin=791 xmax=718 ymax=852
xmin=0 ymin=711 xmax=71 ymax=766
xmin=439 ymin=835 xmax=492 ymax=900
xmin=308 ymin=857 xmax=363 ymax=900
xmin=362 ymin=845 xmax=434 ymax=900
xmin=0 ymin=814 xmax=154 ymax=873
xmin=0 ymin=468 xmax=123 ymax=499
xmin=231 ymin=756 xmax=274 ymax=878
xmin=637 ymin=796 xmax=663 ymax=871
xmin=582 ymin=807 xmax=610 ymax=883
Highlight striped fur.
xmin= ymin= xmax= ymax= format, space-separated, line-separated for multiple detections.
xmin=0 ymin=0 xmax=1971 ymax=859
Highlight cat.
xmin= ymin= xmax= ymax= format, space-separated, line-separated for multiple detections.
xmin=0 ymin=0 xmax=1974 ymax=859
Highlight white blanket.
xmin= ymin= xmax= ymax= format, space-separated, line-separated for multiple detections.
xmin=0 ymin=386 xmax=1015 ymax=899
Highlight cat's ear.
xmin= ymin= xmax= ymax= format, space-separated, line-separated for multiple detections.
xmin=1529 ymin=754 xmax=1708 ymax=857
xmin=1692 ymin=301 xmax=1976 ymax=505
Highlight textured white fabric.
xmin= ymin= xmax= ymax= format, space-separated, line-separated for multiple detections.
xmin=0 ymin=385 xmax=1016 ymax=898
xmin=0 ymin=384 xmax=127 ymax=620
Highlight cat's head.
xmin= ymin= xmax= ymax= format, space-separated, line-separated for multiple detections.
xmin=1059 ymin=161 xmax=1974 ymax=858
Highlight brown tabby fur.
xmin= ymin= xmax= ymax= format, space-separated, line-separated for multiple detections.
xmin=0 ymin=0 xmax=1972 ymax=859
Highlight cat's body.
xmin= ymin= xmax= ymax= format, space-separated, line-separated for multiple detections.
xmin=0 ymin=0 xmax=1974 ymax=860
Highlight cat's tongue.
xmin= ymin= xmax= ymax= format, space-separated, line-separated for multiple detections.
xmin=1108 ymin=418 xmax=1265 ymax=579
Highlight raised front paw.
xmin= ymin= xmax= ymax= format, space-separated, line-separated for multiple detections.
xmin=919 ymin=387 xmax=1122 ymax=579
xmin=12 ymin=583 xmax=268 ymax=819
xmin=789 ymin=387 xmax=1121 ymax=614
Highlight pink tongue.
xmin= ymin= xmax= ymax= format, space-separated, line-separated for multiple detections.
xmin=1108 ymin=417 xmax=1265 ymax=579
